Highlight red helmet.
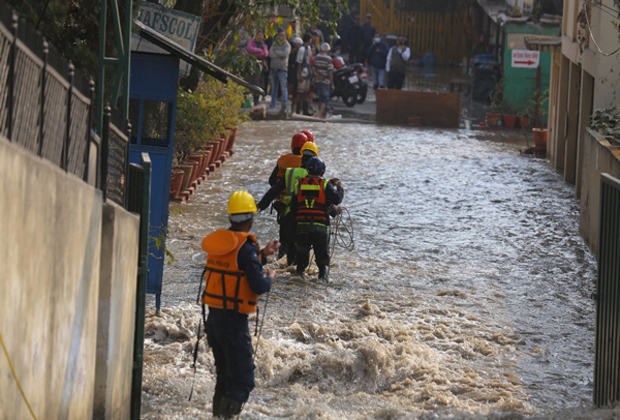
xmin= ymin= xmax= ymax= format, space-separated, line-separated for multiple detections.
xmin=301 ymin=130 xmax=315 ymax=143
xmin=291 ymin=132 xmax=309 ymax=150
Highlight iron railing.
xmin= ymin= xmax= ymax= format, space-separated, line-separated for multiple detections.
xmin=0 ymin=1 xmax=131 ymax=208
xmin=594 ymin=173 xmax=620 ymax=407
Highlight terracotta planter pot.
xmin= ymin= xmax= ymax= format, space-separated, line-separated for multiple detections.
xmin=199 ymin=146 xmax=213 ymax=174
xmin=169 ymin=170 xmax=185 ymax=199
xmin=198 ymin=150 xmax=210 ymax=177
xmin=208 ymin=140 xmax=223 ymax=164
xmin=225 ymin=127 xmax=238 ymax=153
xmin=206 ymin=142 xmax=219 ymax=166
xmin=214 ymin=139 xmax=225 ymax=165
xmin=486 ymin=113 xmax=501 ymax=128
xmin=502 ymin=114 xmax=518 ymax=129
xmin=187 ymin=154 xmax=206 ymax=183
xmin=179 ymin=164 xmax=195 ymax=193
xmin=532 ymin=128 xmax=548 ymax=147
xmin=519 ymin=117 xmax=531 ymax=128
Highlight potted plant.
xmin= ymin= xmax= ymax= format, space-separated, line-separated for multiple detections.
xmin=502 ymin=103 xmax=518 ymax=129
xmin=486 ymin=79 xmax=503 ymax=128
xmin=532 ymin=1 xmax=542 ymax=22
xmin=519 ymin=104 xmax=532 ymax=128
xmin=511 ymin=5 xmax=522 ymax=17
xmin=532 ymin=128 xmax=548 ymax=147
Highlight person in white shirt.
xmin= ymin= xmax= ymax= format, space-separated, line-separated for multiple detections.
xmin=386 ymin=35 xmax=410 ymax=90
xmin=295 ymin=33 xmax=314 ymax=115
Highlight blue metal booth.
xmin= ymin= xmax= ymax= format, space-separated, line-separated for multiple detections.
xmin=130 ymin=22 xmax=263 ymax=309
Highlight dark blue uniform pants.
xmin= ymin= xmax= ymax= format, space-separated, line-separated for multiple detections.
xmin=295 ymin=224 xmax=330 ymax=275
xmin=278 ymin=213 xmax=297 ymax=265
xmin=206 ymin=308 xmax=255 ymax=405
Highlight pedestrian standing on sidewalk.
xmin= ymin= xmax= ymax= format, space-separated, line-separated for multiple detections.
xmin=312 ymin=42 xmax=334 ymax=119
xmin=361 ymin=13 xmax=376 ymax=66
xmin=288 ymin=37 xmax=303 ymax=115
xmin=296 ymin=33 xmax=314 ymax=115
xmin=201 ymin=191 xmax=280 ymax=419
xmin=366 ymin=33 xmax=389 ymax=90
xmin=246 ymin=31 xmax=269 ymax=106
xmin=268 ymin=28 xmax=291 ymax=112
xmin=347 ymin=18 xmax=365 ymax=65
xmin=386 ymin=35 xmax=410 ymax=90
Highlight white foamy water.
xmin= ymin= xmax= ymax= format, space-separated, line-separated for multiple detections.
xmin=140 ymin=122 xmax=617 ymax=419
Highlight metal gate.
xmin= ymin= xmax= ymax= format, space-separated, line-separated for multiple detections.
xmin=594 ymin=173 xmax=620 ymax=407
xmin=126 ymin=152 xmax=151 ymax=420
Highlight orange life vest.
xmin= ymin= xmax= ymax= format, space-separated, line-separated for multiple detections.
xmin=276 ymin=154 xmax=302 ymax=199
xmin=201 ymin=229 xmax=259 ymax=314
xmin=295 ymin=175 xmax=329 ymax=226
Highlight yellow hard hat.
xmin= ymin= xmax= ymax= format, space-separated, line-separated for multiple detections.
xmin=227 ymin=190 xmax=257 ymax=215
xmin=300 ymin=141 xmax=319 ymax=157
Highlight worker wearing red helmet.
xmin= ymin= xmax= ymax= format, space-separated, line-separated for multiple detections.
xmin=268 ymin=131 xmax=313 ymax=188
xmin=300 ymin=129 xmax=314 ymax=143
xmin=261 ymin=142 xmax=319 ymax=266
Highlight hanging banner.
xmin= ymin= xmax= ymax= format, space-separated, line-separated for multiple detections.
xmin=511 ymin=49 xmax=540 ymax=68
xmin=134 ymin=3 xmax=201 ymax=77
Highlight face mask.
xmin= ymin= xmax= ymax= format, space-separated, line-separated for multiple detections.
xmin=374 ymin=37 xmax=380 ymax=43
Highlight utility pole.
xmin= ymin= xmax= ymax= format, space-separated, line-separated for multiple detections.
xmin=97 ymin=0 xmax=133 ymax=134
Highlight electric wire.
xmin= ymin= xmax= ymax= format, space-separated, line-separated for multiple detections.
xmin=587 ymin=0 xmax=620 ymax=15
xmin=583 ymin=3 xmax=620 ymax=57
xmin=585 ymin=0 xmax=620 ymax=19
xmin=0 ymin=332 xmax=38 ymax=420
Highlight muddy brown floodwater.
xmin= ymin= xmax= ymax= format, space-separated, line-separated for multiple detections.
xmin=140 ymin=121 xmax=617 ymax=420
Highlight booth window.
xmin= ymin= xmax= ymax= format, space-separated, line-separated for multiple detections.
xmin=129 ymin=99 xmax=173 ymax=148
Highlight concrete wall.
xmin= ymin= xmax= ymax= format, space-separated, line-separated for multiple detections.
xmin=562 ymin=0 xmax=620 ymax=110
xmin=93 ymin=203 xmax=139 ymax=420
xmin=0 ymin=136 xmax=102 ymax=419
xmin=579 ymin=128 xmax=620 ymax=257
xmin=375 ymin=89 xmax=460 ymax=128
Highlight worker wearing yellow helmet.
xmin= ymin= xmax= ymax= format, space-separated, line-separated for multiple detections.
xmin=201 ymin=190 xmax=280 ymax=419
xmin=257 ymin=141 xmax=319 ymax=266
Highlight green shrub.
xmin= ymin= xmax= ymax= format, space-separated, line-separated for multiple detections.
xmin=174 ymin=77 xmax=247 ymax=165
xmin=591 ymin=106 xmax=620 ymax=146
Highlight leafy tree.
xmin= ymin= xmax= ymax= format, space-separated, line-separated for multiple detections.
xmin=171 ymin=0 xmax=348 ymax=89
xmin=6 ymin=0 xmax=142 ymax=79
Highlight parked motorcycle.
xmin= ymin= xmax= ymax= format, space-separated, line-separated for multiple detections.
xmin=350 ymin=63 xmax=368 ymax=104
xmin=330 ymin=56 xmax=368 ymax=107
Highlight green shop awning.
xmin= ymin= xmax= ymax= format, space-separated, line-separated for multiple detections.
xmin=524 ymin=35 xmax=562 ymax=53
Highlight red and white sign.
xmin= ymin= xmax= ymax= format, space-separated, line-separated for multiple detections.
xmin=511 ymin=49 xmax=540 ymax=68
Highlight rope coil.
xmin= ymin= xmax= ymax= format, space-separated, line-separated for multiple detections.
xmin=329 ymin=206 xmax=355 ymax=259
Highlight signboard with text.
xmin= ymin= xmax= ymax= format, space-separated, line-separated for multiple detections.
xmin=511 ymin=49 xmax=540 ymax=69
xmin=134 ymin=3 xmax=201 ymax=77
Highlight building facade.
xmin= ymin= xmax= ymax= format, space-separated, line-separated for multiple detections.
xmin=547 ymin=0 xmax=619 ymax=193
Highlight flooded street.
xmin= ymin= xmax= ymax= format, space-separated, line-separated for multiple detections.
xmin=141 ymin=121 xmax=612 ymax=419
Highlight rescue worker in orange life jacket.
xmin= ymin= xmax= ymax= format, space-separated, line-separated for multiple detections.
xmin=291 ymin=156 xmax=344 ymax=282
xmin=201 ymin=191 xmax=280 ymax=419
xmin=267 ymin=131 xmax=313 ymax=260
xmin=258 ymin=142 xmax=319 ymax=266
xmin=268 ymin=131 xmax=312 ymax=187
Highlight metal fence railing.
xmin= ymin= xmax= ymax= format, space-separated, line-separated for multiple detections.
xmin=594 ymin=173 xmax=620 ymax=407
xmin=101 ymin=106 xmax=131 ymax=207
xmin=0 ymin=0 xmax=131 ymax=209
